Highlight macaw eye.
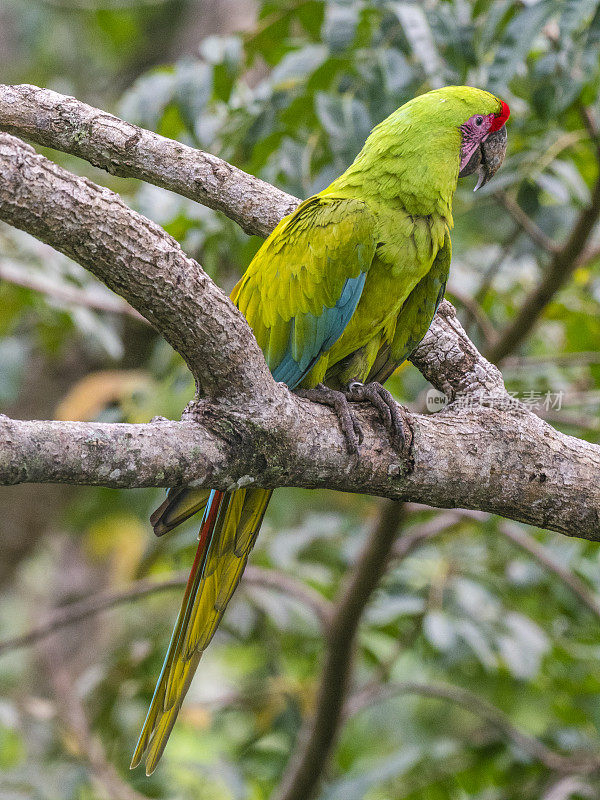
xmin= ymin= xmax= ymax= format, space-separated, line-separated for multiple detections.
xmin=475 ymin=116 xmax=483 ymax=126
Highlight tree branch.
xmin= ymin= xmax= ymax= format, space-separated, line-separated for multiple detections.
xmin=391 ymin=509 xmax=468 ymax=560
xmin=0 ymin=131 xmax=272 ymax=401
xmin=488 ymin=163 xmax=600 ymax=363
xmin=0 ymin=84 xmax=522 ymax=390
xmin=499 ymin=522 xmax=600 ymax=620
xmin=2 ymin=81 xmax=599 ymax=800
xmin=0 ymin=259 xmax=149 ymax=322
xmin=0 ymin=565 xmax=331 ymax=656
xmin=542 ymin=775 xmax=596 ymax=800
xmin=0 ymin=88 xmax=599 ymax=541
xmin=346 ymin=680 xmax=600 ymax=774
xmin=446 ymin=286 xmax=497 ymax=349
xmin=495 ymin=191 xmax=558 ymax=255
xmin=48 ymin=661 xmax=151 ymax=800
xmin=2 ymin=386 xmax=600 ymax=540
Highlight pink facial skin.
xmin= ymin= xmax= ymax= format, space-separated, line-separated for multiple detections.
xmin=459 ymin=101 xmax=510 ymax=173
xmin=459 ymin=113 xmax=497 ymax=173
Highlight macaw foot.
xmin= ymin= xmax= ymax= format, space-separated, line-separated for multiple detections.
xmin=295 ymin=381 xmax=412 ymax=455
xmin=295 ymin=383 xmax=364 ymax=454
xmin=346 ymin=380 xmax=413 ymax=452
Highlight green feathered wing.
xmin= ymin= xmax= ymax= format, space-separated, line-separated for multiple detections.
xmin=233 ymin=195 xmax=378 ymax=387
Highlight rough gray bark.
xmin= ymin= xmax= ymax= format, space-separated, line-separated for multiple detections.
xmin=0 ymin=86 xmax=599 ymax=542
xmin=0 ymin=132 xmax=271 ymax=401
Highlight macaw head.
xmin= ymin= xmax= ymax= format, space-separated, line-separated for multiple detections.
xmin=394 ymin=85 xmax=510 ymax=192
xmin=456 ymin=95 xmax=510 ymax=191
xmin=330 ymin=85 xmax=510 ymax=215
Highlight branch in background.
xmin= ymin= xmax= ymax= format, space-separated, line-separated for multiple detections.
xmin=542 ymin=775 xmax=597 ymax=800
xmin=578 ymin=103 xmax=600 ymax=160
xmin=495 ymin=191 xmax=559 ymax=254
xmin=474 ymin=226 xmax=521 ymax=305
xmin=49 ymin=663 xmax=152 ymax=800
xmin=391 ymin=509 xmax=468 ymax=560
xmin=353 ymin=509 xmax=471 ymax=694
xmin=541 ymin=410 xmax=600 ymax=435
xmin=274 ymin=501 xmax=405 ymax=800
xmin=576 ymin=243 xmax=600 ymax=267
xmin=0 ymin=259 xmax=149 ymax=323
xmin=0 ymin=565 xmax=331 ymax=656
xmin=446 ymin=286 xmax=497 ymax=349
xmin=246 ymin=565 xmax=332 ymax=627
xmin=34 ymin=541 xmax=153 ymax=800
xmin=503 ymin=351 xmax=600 ymax=368
xmin=488 ymin=119 xmax=600 ymax=363
xmin=0 ymin=573 xmax=186 ymax=657
xmin=345 ymin=681 xmax=600 ymax=775
xmin=499 ymin=522 xmax=600 ymax=620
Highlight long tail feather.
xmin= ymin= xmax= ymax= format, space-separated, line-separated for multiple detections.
xmin=131 ymin=486 xmax=272 ymax=774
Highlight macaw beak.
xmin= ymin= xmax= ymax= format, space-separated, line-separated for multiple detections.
xmin=458 ymin=125 xmax=507 ymax=191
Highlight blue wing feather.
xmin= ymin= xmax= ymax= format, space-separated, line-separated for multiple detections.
xmin=271 ymin=272 xmax=366 ymax=389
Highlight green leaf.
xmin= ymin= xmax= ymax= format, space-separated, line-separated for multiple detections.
xmin=322 ymin=2 xmax=361 ymax=51
xmin=488 ymin=0 xmax=557 ymax=90
xmin=270 ymin=44 xmax=328 ymax=89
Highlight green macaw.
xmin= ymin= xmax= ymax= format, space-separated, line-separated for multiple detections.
xmin=131 ymin=85 xmax=509 ymax=773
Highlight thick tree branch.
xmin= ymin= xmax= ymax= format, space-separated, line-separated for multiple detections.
xmin=409 ymin=299 xmax=505 ymax=400
xmin=2 ymin=81 xmax=599 ymax=800
xmin=0 ymin=83 xmax=498 ymax=384
xmin=0 ymin=131 xmax=272 ymax=401
xmin=1 ymin=388 xmax=599 ymax=539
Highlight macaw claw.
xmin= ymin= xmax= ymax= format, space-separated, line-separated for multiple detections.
xmin=295 ymin=381 xmax=412 ymax=454
xmin=296 ymin=383 xmax=364 ymax=454
xmin=346 ymin=380 xmax=413 ymax=453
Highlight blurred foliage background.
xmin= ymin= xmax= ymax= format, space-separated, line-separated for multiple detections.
xmin=2 ymin=0 xmax=600 ymax=798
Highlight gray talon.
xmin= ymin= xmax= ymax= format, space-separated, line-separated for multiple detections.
xmin=296 ymin=383 xmax=362 ymax=454
xmin=345 ymin=380 xmax=413 ymax=452
xmin=295 ymin=381 xmax=412 ymax=454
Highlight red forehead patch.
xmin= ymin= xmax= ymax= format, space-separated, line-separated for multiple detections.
xmin=490 ymin=100 xmax=510 ymax=132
